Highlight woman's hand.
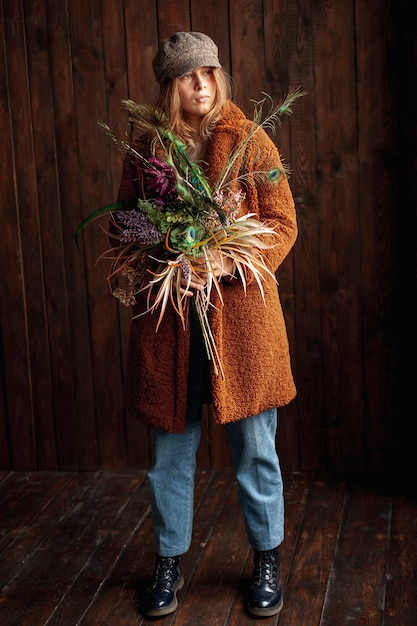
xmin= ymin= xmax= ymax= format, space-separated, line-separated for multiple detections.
xmin=179 ymin=269 xmax=206 ymax=297
xmin=206 ymin=249 xmax=236 ymax=279
xmin=179 ymin=251 xmax=236 ymax=297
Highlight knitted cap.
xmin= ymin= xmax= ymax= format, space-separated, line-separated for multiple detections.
xmin=152 ymin=31 xmax=222 ymax=84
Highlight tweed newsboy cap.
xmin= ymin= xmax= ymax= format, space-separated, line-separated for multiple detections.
xmin=152 ymin=31 xmax=222 ymax=84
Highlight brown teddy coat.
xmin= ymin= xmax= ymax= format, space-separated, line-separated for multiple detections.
xmin=117 ymin=101 xmax=297 ymax=433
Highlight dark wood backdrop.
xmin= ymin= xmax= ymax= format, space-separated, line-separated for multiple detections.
xmin=1 ymin=0 xmax=415 ymax=480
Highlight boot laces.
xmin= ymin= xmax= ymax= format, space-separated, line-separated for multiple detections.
xmin=253 ymin=550 xmax=279 ymax=588
xmin=153 ymin=557 xmax=177 ymax=589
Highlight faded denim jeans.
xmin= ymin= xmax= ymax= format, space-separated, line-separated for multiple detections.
xmin=148 ymin=407 xmax=284 ymax=557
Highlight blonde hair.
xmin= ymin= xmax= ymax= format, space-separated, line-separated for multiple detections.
xmin=155 ymin=67 xmax=233 ymax=149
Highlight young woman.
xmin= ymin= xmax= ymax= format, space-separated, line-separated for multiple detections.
xmin=116 ymin=31 xmax=298 ymax=618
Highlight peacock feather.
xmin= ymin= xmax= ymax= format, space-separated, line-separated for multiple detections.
xmin=215 ymin=87 xmax=306 ymax=192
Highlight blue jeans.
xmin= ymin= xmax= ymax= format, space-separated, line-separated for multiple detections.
xmin=148 ymin=408 xmax=284 ymax=557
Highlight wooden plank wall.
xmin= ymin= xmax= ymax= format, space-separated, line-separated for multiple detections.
xmin=0 ymin=1 xmax=415 ymax=479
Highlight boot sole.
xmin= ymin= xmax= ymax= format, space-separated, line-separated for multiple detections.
xmin=145 ymin=575 xmax=185 ymax=617
xmin=246 ymin=595 xmax=283 ymax=617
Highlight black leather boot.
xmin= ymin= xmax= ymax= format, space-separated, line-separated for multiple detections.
xmin=144 ymin=555 xmax=184 ymax=617
xmin=246 ymin=548 xmax=283 ymax=617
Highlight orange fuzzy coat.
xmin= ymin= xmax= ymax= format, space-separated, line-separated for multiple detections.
xmin=117 ymin=101 xmax=297 ymax=433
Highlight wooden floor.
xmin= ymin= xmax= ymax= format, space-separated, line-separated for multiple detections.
xmin=0 ymin=470 xmax=416 ymax=626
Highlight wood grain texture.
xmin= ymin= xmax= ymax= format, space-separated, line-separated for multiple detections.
xmin=0 ymin=471 xmax=415 ymax=624
xmin=0 ymin=0 xmax=414 ymax=477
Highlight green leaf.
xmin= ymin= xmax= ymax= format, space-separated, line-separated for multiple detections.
xmin=74 ymin=199 xmax=136 ymax=245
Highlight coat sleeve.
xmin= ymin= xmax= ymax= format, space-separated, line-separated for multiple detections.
xmin=117 ymin=153 xmax=140 ymax=202
xmin=235 ymin=129 xmax=298 ymax=284
xmin=107 ymin=153 xmax=140 ymax=248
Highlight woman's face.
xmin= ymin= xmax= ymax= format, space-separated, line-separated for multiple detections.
xmin=177 ymin=67 xmax=217 ymax=128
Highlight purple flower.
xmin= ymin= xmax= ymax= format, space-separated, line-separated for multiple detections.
xmin=144 ymin=158 xmax=178 ymax=200
xmin=179 ymin=256 xmax=192 ymax=280
xmin=116 ymin=211 xmax=161 ymax=245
